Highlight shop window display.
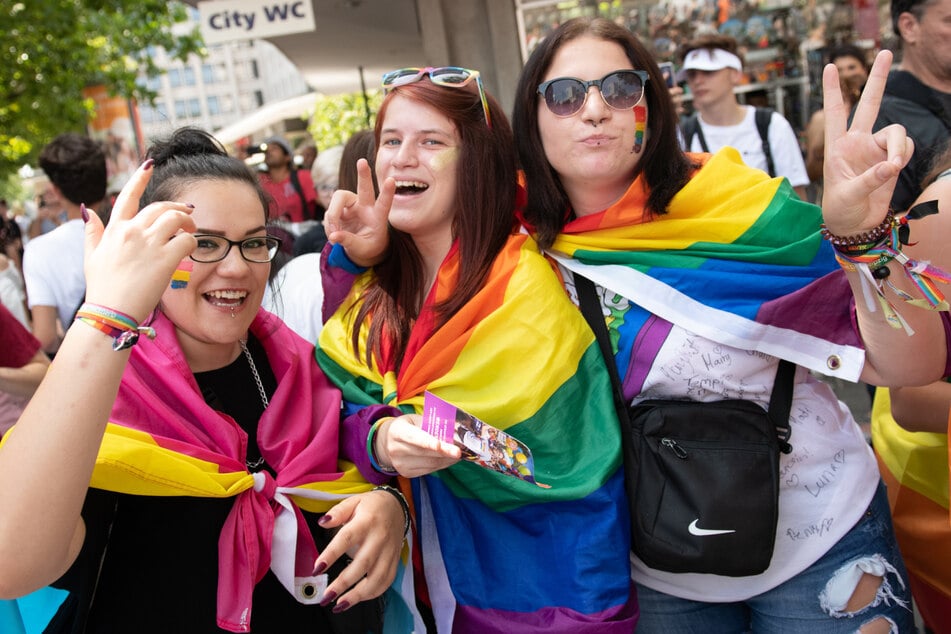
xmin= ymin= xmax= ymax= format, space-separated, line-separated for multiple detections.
xmin=516 ymin=0 xmax=882 ymax=135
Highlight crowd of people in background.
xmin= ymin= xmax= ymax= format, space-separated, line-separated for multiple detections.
xmin=2 ymin=0 xmax=951 ymax=631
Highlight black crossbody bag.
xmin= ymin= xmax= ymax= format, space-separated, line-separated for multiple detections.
xmin=576 ymin=274 xmax=795 ymax=577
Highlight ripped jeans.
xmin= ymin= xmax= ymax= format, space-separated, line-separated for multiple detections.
xmin=634 ymin=481 xmax=916 ymax=634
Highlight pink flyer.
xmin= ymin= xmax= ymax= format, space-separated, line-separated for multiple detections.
xmin=422 ymin=391 xmax=545 ymax=486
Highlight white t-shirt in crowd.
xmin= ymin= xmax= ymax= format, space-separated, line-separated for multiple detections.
xmin=22 ymin=218 xmax=86 ymax=329
xmin=262 ymin=252 xmax=324 ymax=344
xmin=688 ymin=105 xmax=810 ymax=188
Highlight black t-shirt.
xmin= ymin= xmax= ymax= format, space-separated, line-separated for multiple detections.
xmin=47 ymin=336 xmax=383 ymax=633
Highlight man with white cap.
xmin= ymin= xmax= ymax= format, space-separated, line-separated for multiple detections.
xmin=679 ymin=34 xmax=809 ymax=198
xmin=258 ymin=135 xmax=319 ymax=223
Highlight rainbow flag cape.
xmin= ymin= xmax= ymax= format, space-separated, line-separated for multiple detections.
xmin=52 ymin=310 xmax=375 ymax=632
xmin=317 ymin=234 xmax=637 ymax=633
xmin=547 ymin=148 xmax=864 ymax=381
xmin=871 ymin=388 xmax=951 ymax=628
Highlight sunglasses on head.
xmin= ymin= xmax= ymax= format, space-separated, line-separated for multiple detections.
xmin=381 ymin=66 xmax=492 ymax=129
xmin=537 ymin=69 xmax=649 ymax=117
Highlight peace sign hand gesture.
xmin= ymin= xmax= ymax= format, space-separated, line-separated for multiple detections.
xmin=821 ymin=50 xmax=915 ymax=235
xmin=323 ymin=159 xmax=394 ymax=267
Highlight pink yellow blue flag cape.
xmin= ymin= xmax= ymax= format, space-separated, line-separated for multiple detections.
xmin=871 ymin=388 xmax=951 ymax=628
xmin=545 ymin=148 xmax=866 ymax=381
xmin=88 ymin=309 xmax=373 ymax=632
xmin=316 ymin=234 xmax=637 ymax=633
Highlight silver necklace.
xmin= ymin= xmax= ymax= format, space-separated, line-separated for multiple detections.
xmin=239 ymin=339 xmax=269 ymax=410
xmin=240 ymin=339 xmax=269 ymax=472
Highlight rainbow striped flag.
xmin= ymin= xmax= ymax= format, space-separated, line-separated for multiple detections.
xmin=317 ymin=234 xmax=637 ymax=633
xmin=547 ymin=148 xmax=865 ymax=381
xmin=871 ymin=388 xmax=951 ymax=628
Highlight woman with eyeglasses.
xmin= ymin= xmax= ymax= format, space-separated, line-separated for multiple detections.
xmin=0 ymin=127 xmax=408 ymax=633
xmin=509 ymin=17 xmax=944 ymax=633
xmin=316 ymin=68 xmax=637 ymax=631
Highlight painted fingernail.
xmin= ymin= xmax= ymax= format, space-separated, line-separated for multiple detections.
xmin=313 ymin=561 xmax=327 ymax=575
xmin=142 ymin=158 xmax=154 ymax=170
xmin=184 ymin=202 xmax=195 ymax=209
xmin=332 ymin=600 xmax=351 ymax=613
xmin=80 ymin=204 xmax=89 ymax=223
xmin=319 ymin=590 xmax=337 ymax=607
xmin=318 ymin=514 xmax=332 ymax=526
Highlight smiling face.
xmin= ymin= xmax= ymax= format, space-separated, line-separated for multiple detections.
xmin=375 ymin=94 xmax=460 ymax=257
xmin=158 ymin=178 xmax=270 ymax=372
xmin=537 ymin=35 xmax=647 ymax=215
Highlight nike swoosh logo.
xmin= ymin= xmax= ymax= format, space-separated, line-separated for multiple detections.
xmin=688 ymin=519 xmax=736 ymax=536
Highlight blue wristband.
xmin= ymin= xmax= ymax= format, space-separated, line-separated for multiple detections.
xmin=328 ymin=243 xmax=368 ymax=275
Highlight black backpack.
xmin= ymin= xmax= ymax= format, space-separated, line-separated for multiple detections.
xmin=682 ymin=107 xmax=775 ymax=177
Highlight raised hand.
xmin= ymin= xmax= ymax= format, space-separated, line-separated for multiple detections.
xmin=821 ymin=49 xmax=915 ymax=235
xmin=323 ymin=159 xmax=394 ymax=267
xmin=83 ymin=160 xmax=196 ymax=322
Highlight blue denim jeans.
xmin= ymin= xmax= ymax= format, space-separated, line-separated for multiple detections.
xmin=635 ymin=481 xmax=916 ymax=633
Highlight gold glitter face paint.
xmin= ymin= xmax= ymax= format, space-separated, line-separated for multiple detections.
xmin=429 ymin=146 xmax=459 ymax=171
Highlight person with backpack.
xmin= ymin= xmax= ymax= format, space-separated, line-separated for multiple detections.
xmin=679 ymin=34 xmax=809 ymax=199
xmin=258 ymin=136 xmax=319 ymax=223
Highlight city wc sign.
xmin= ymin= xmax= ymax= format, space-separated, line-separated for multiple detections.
xmin=198 ymin=0 xmax=315 ymax=44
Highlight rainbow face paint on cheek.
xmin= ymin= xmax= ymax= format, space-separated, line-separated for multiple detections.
xmin=170 ymin=260 xmax=193 ymax=289
xmin=633 ymin=105 xmax=646 ymax=154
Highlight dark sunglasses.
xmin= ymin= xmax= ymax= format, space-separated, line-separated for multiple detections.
xmin=537 ymin=70 xmax=649 ymax=117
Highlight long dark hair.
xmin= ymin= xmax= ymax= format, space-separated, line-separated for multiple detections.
xmin=141 ymin=127 xmax=269 ymax=220
xmin=512 ymin=17 xmax=694 ymax=249
xmin=352 ymin=78 xmax=516 ymax=371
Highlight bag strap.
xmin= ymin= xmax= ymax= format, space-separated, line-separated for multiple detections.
xmin=287 ymin=168 xmax=313 ymax=221
xmin=681 ymin=113 xmax=709 ymax=153
xmin=885 ymin=71 xmax=951 ymax=134
xmin=754 ymin=107 xmax=776 ymax=178
xmin=575 ymin=273 xmax=794 ymax=452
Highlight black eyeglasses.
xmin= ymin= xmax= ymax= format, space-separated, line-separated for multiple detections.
xmin=537 ymin=70 xmax=649 ymax=117
xmin=190 ymin=234 xmax=283 ymax=264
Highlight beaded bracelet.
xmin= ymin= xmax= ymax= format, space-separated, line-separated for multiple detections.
xmin=367 ymin=417 xmax=398 ymax=475
xmin=820 ymin=211 xmax=895 ymax=252
xmin=373 ymin=484 xmax=411 ymax=539
xmin=74 ymin=303 xmax=156 ymax=351
xmin=832 ymin=209 xmax=951 ymax=331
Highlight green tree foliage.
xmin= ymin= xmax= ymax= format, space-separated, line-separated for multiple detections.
xmin=308 ymin=90 xmax=383 ymax=151
xmin=1 ymin=0 xmax=203 ymax=181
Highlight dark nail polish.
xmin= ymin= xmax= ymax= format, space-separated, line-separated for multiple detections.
xmin=332 ymin=600 xmax=351 ymax=613
xmin=318 ymin=514 xmax=332 ymax=526
xmin=313 ymin=561 xmax=327 ymax=575
xmin=143 ymin=158 xmax=154 ymax=170
xmin=319 ymin=590 xmax=337 ymax=607
xmin=184 ymin=202 xmax=195 ymax=209
xmin=80 ymin=204 xmax=89 ymax=223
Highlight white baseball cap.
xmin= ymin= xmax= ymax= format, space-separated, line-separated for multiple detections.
xmin=682 ymin=48 xmax=743 ymax=72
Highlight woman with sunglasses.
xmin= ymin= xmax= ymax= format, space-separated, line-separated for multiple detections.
xmin=326 ymin=21 xmax=948 ymax=634
xmin=509 ymin=17 xmax=948 ymax=633
xmin=0 ymin=127 xmax=408 ymax=633
xmin=317 ymin=68 xmax=638 ymax=632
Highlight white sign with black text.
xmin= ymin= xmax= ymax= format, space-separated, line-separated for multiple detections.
xmin=198 ymin=0 xmax=315 ymax=44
